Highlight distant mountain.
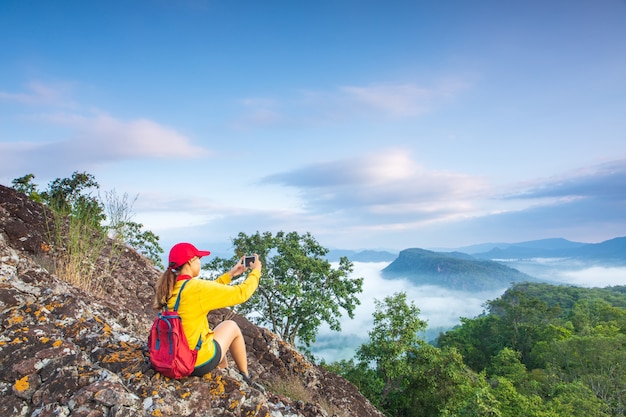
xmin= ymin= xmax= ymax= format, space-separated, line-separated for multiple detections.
xmin=473 ymin=237 xmax=626 ymax=264
xmin=382 ymin=248 xmax=537 ymax=291
xmin=436 ymin=238 xmax=587 ymax=254
xmin=326 ymin=249 xmax=398 ymax=263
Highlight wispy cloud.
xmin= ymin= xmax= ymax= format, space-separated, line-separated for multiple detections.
xmin=261 ymin=148 xmax=488 ymax=221
xmin=0 ymin=82 xmax=210 ymax=178
xmin=0 ymin=81 xmax=76 ymax=107
xmin=505 ymin=159 xmax=626 ymax=201
xmin=46 ymin=112 xmax=209 ymax=159
xmin=253 ymin=153 xmax=626 ymax=248
xmin=232 ymin=78 xmax=469 ymax=129
xmin=0 ymin=113 xmax=209 ymax=177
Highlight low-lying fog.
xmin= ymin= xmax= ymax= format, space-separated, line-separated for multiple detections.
xmin=310 ymin=260 xmax=626 ymax=363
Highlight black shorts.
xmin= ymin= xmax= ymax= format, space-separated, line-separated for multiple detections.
xmin=191 ymin=340 xmax=222 ymax=377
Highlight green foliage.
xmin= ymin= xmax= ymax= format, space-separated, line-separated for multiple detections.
xmin=203 ymin=231 xmax=363 ymax=349
xmin=11 ymin=173 xmax=43 ymax=202
xmin=436 ymin=282 xmax=626 ymax=416
xmin=356 ymin=292 xmax=426 ymax=405
xmin=41 ymin=171 xmax=105 ymax=228
xmin=9 ymin=172 xmax=164 ymax=290
xmin=330 ymin=281 xmax=626 ymax=416
xmin=405 ymin=345 xmax=501 ymax=417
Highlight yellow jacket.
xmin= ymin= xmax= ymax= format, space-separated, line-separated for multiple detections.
xmin=167 ymin=269 xmax=260 ymax=366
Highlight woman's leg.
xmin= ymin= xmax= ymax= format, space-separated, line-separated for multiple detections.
xmin=212 ymin=320 xmax=248 ymax=376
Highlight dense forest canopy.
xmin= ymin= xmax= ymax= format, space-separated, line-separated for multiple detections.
xmin=330 ymin=282 xmax=626 ymax=417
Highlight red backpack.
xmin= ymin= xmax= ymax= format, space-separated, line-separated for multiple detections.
xmin=148 ymin=279 xmax=202 ymax=379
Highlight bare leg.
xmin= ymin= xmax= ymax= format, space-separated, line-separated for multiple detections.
xmin=212 ymin=320 xmax=248 ymax=376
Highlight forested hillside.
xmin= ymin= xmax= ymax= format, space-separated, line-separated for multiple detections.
xmin=329 ymin=282 xmax=626 ymax=417
xmin=437 ymin=282 xmax=626 ymax=416
xmin=381 ymin=248 xmax=536 ymax=291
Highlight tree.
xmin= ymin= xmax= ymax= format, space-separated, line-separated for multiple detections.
xmin=41 ymin=171 xmax=105 ymax=229
xmin=11 ymin=173 xmax=43 ymax=202
xmin=204 ymin=231 xmax=363 ymax=349
xmin=405 ymin=345 xmax=502 ymax=417
xmin=487 ymin=288 xmax=561 ymax=367
xmin=356 ymin=292 xmax=427 ymax=406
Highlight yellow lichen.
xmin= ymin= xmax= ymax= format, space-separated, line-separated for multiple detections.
xmin=209 ymin=374 xmax=226 ymax=396
xmin=8 ymin=315 xmax=24 ymax=325
xmin=181 ymin=391 xmax=191 ymax=399
xmin=52 ymin=340 xmax=62 ymax=347
xmin=151 ymin=410 xmax=163 ymax=417
xmin=41 ymin=337 xmax=50 ymax=343
xmin=14 ymin=376 xmax=29 ymax=392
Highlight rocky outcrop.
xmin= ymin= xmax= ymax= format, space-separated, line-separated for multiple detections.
xmin=0 ymin=185 xmax=385 ymax=417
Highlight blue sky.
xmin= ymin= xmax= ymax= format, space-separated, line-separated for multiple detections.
xmin=1 ymin=0 xmax=625 ymax=253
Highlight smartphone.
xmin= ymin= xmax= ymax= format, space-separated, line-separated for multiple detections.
xmin=243 ymin=256 xmax=255 ymax=268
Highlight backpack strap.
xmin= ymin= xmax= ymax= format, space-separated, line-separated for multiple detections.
xmin=173 ymin=279 xmax=191 ymax=311
xmin=165 ymin=278 xmax=192 ymax=312
xmin=167 ymin=279 xmax=203 ymax=351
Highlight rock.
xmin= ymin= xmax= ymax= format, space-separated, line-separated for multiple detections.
xmin=0 ymin=185 xmax=385 ymax=417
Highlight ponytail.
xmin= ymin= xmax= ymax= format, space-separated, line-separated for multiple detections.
xmin=152 ymin=269 xmax=177 ymax=310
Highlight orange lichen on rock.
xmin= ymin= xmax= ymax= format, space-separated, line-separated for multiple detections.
xmin=14 ymin=376 xmax=30 ymax=392
xmin=208 ymin=373 xmax=226 ymax=396
xmin=7 ymin=314 xmax=24 ymax=326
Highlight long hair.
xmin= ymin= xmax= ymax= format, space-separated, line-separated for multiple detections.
xmin=153 ymin=269 xmax=177 ymax=310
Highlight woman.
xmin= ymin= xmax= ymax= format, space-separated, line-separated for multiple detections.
xmin=153 ymin=242 xmax=261 ymax=379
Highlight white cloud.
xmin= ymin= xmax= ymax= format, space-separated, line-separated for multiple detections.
xmin=0 ymin=112 xmax=210 ymax=178
xmin=51 ymin=113 xmax=209 ymax=159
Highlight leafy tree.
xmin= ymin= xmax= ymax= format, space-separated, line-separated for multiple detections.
xmin=11 ymin=173 xmax=43 ymax=202
xmin=543 ymin=333 xmax=626 ymax=415
xmin=487 ymin=287 xmax=561 ymax=367
xmin=204 ymin=231 xmax=363 ymax=349
xmin=436 ymin=314 xmax=504 ymax=372
xmin=405 ymin=345 xmax=501 ymax=417
xmin=41 ymin=171 xmax=105 ymax=229
xmin=544 ymin=382 xmax=610 ymax=417
xmin=356 ymin=292 xmax=427 ymax=407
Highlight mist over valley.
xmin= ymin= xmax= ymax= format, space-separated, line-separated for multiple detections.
xmin=312 ymin=237 xmax=626 ymax=363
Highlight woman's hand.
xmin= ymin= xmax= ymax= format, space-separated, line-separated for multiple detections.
xmin=249 ymin=254 xmax=262 ymax=271
xmin=229 ymin=254 xmax=262 ymax=278
xmin=229 ymin=257 xmax=247 ymax=278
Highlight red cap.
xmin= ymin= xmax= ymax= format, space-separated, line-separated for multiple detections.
xmin=168 ymin=242 xmax=211 ymax=270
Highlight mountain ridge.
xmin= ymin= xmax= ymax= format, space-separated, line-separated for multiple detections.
xmin=381 ymin=247 xmax=537 ymax=291
xmin=329 ymin=237 xmax=626 ymax=265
